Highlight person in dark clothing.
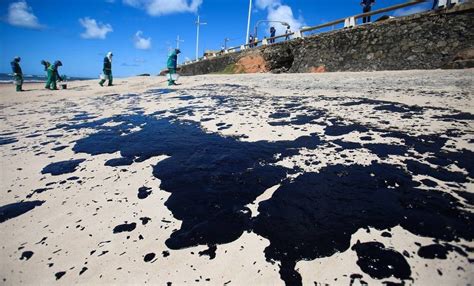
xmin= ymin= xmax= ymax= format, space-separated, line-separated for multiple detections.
xmin=269 ymin=26 xmax=276 ymax=43
xmin=10 ymin=57 xmax=23 ymax=92
xmin=361 ymin=0 xmax=375 ymax=23
xmin=99 ymin=52 xmax=113 ymax=86
xmin=45 ymin=60 xmax=63 ymax=90
xmin=249 ymin=35 xmax=255 ymax=48
xmin=432 ymin=0 xmax=439 ymax=9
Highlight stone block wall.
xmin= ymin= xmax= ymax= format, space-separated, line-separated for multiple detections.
xmin=180 ymin=4 xmax=474 ymax=75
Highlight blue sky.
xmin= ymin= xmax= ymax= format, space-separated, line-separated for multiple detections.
xmin=0 ymin=0 xmax=432 ymax=78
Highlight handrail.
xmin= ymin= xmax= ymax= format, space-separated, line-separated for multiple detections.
xmin=182 ymin=0 xmax=430 ymax=66
xmin=301 ymin=0 xmax=427 ymax=33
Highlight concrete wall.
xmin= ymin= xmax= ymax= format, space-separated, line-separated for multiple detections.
xmin=180 ymin=4 xmax=474 ymax=75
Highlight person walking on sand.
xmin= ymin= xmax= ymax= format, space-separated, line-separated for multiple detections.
xmin=167 ymin=48 xmax=180 ymax=86
xmin=361 ymin=0 xmax=375 ymax=23
xmin=41 ymin=60 xmax=50 ymax=87
xmin=45 ymin=60 xmax=63 ymax=90
xmin=99 ymin=52 xmax=113 ymax=87
xmin=270 ymin=26 xmax=276 ymax=43
xmin=11 ymin=57 xmax=23 ymax=92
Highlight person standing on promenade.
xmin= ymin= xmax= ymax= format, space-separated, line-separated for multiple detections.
xmin=270 ymin=26 xmax=276 ymax=43
xmin=45 ymin=60 xmax=63 ymax=90
xmin=11 ymin=57 xmax=23 ymax=92
xmin=361 ymin=0 xmax=375 ymax=23
xmin=99 ymin=52 xmax=113 ymax=87
xmin=249 ymin=35 xmax=255 ymax=48
xmin=285 ymin=26 xmax=291 ymax=40
xmin=167 ymin=48 xmax=180 ymax=86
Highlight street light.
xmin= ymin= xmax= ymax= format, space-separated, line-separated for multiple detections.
xmin=254 ymin=20 xmax=290 ymax=40
xmin=176 ymin=35 xmax=184 ymax=65
xmin=195 ymin=15 xmax=207 ymax=60
xmin=246 ymin=0 xmax=252 ymax=45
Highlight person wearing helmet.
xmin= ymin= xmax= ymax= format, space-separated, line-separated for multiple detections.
xmin=45 ymin=60 xmax=63 ymax=90
xmin=11 ymin=57 xmax=23 ymax=92
xmin=166 ymin=49 xmax=180 ymax=86
xmin=99 ymin=52 xmax=113 ymax=86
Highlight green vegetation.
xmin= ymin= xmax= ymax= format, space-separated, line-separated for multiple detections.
xmin=211 ymin=63 xmax=244 ymax=74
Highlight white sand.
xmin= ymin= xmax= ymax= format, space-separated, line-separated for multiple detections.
xmin=0 ymin=70 xmax=473 ymax=285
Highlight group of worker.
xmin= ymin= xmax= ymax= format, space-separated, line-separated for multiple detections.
xmin=10 ymin=48 xmax=180 ymax=92
xmin=10 ymin=57 xmax=63 ymax=92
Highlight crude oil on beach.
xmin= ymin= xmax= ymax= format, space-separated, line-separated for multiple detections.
xmin=0 ymin=70 xmax=473 ymax=285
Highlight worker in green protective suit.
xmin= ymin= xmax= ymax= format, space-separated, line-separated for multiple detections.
xmin=167 ymin=49 xmax=180 ymax=86
xmin=41 ymin=60 xmax=51 ymax=88
xmin=45 ymin=60 xmax=63 ymax=90
xmin=10 ymin=57 xmax=23 ymax=92
xmin=99 ymin=52 xmax=113 ymax=86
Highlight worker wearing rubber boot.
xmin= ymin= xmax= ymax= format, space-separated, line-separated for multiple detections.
xmin=99 ymin=52 xmax=113 ymax=86
xmin=167 ymin=49 xmax=180 ymax=86
xmin=11 ymin=57 xmax=23 ymax=92
xmin=46 ymin=60 xmax=63 ymax=90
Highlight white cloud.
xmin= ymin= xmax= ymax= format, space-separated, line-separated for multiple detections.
xmin=255 ymin=0 xmax=279 ymax=10
xmin=393 ymin=5 xmax=429 ymax=17
xmin=123 ymin=0 xmax=203 ymax=16
xmin=134 ymin=31 xmax=152 ymax=50
xmin=79 ymin=17 xmax=113 ymax=39
xmin=255 ymin=0 xmax=304 ymax=36
xmin=6 ymin=1 xmax=43 ymax=29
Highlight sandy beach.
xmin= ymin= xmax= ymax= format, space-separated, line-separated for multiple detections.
xmin=1 ymin=70 xmax=473 ymax=285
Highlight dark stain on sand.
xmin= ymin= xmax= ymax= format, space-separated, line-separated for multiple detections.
xmin=137 ymin=187 xmax=152 ymax=199
xmin=62 ymin=103 xmax=472 ymax=285
xmin=113 ymin=222 xmax=137 ymax=234
xmin=20 ymin=251 xmax=34 ymax=261
xmin=0 ymin=201 xmax=45 ymax=223
xmin=41 ymin=159 xmax=85 ymax=176
xmin=352 ymin=241 xmax=411 ymax=280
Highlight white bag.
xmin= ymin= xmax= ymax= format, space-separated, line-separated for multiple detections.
xmin=99 ymin=73 xmax=106 ymax=80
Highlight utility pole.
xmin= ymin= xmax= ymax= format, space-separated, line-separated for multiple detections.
xmin=195 ymin=15 xmax=207 ymax=60
xmin=246 ymin=0 xmax=252 ymax=45
xmin=176 ymin=35 xmax=184 ymax=65
xmin=223 ymin=38 xmax=230 ymax=50
xmin=176 ymin=35 xmax=184 ymax=49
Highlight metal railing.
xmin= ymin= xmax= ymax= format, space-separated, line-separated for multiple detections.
xmin=182 ymin=0 xmax=431 ymax=65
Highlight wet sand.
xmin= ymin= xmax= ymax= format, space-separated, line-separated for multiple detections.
xmin=0 ymin=70 xmax=473 ymax=285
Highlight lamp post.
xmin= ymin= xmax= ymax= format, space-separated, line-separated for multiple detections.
xmin=223 ymin=38 xmax=230 ymax=49
xmin=195 ymin=15 xmax=207 ymax=60
xmin=254 ymin=20 xmax=290 ymax=40
xmin=176 ymin=35 xmax=184 ymax=65
xmin=246 ymin=0 xmax=252 ymax=45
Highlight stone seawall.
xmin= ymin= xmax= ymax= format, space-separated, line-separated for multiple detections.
xmin=180 ymin=4 xmax=474 ymax=75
